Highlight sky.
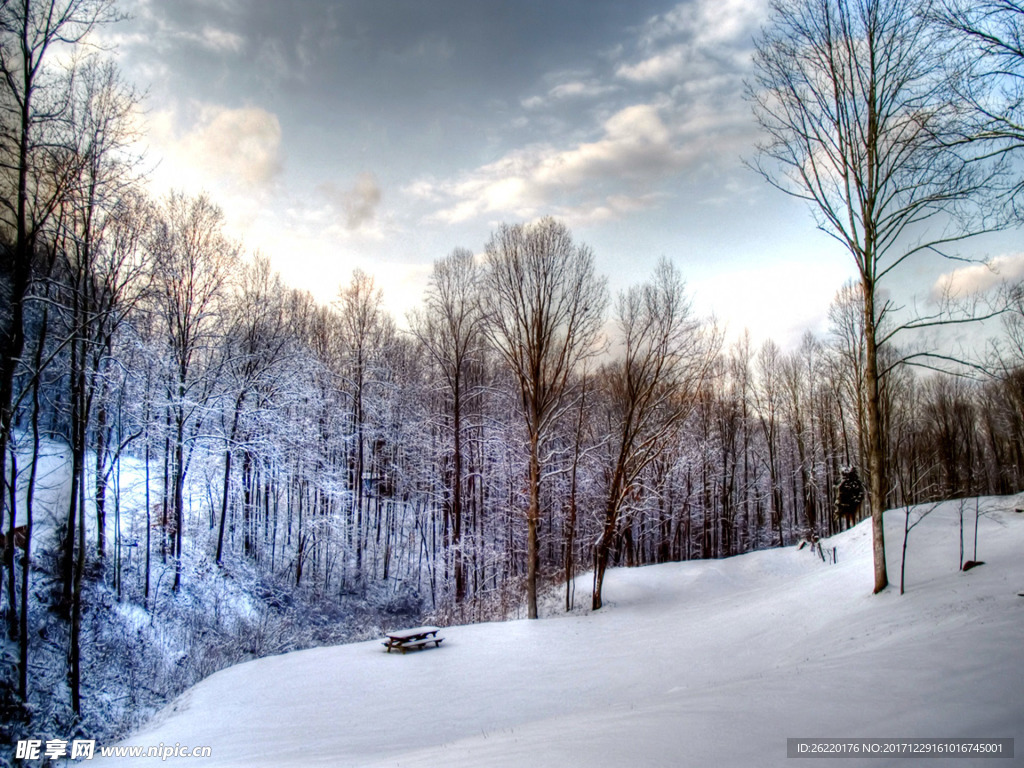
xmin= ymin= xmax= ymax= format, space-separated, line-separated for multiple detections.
xmin=104 ymin=0 xmax=1023 ymax=349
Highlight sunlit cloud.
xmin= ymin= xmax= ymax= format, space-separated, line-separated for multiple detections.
xmin=410 ymin=102 xmax=687 ymax=224
xmin=408 ymin=0 xmax=766 ymax=228
xmin=147 ymin=103 xmax=283 ymax=192
xmin=932 ymin=253 xmax=1024 ymax=299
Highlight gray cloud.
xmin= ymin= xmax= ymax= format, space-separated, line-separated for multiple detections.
xmin=409 ymin=0 xmax=767 ymax=226
xmin=321 ymin=173 xmax=383 ymax=230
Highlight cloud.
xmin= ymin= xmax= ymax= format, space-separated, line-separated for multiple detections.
xmin=404 ymin=0 xmax=766 ymax=227
xmin=631 ymin=0 xmax=767 ymax=52
xmin=144 ymin=103 xmax=284 ymax=205
xmin=319 ymin=173 xmax=383 ymax=230
xmin=616 ymin=46 xmax=691 ymax=83
xmin=408 ymin=103 xmax=687 ymax=224
xmin=182 ymin=105 xmax=282 ymax=186
xmin=616 ymin=0 xmax=765 ymax=84
xmin=410 ymin=88 xmax=760 ymax=226
xmin=932 ymin=253 xmax=1024 ymax=299
xmin=194 ymin=26 xmax=245 ymax=53
xmin=107 ymin=0 xmax=248 ymax=56
xmin=521 ymin=77 xmax=620 ymax=110
xmin=561 ymin=193 xmax=667 ymax=226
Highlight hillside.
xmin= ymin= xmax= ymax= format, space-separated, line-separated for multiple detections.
xmin=95 ymin=498 xmax=1024 ymax=767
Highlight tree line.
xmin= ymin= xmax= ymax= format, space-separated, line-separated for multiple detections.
xmin=3 ymin=0 xmax=1024 ymax=750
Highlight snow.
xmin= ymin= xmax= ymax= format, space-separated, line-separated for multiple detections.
xmin=94 ymin=498 xmax=1024 ymax=767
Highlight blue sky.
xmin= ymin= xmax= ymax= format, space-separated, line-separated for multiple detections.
xmin=106 ymin=0 xmax=1020 ymax=348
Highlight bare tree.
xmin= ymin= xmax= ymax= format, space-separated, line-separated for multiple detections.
xmin=781 ymin=332 xmax=823 ymax=539
xmin=215 ymin=254 xmax=290 ymax=564
xmin=57 ymin=57 xmax=141 ymax=606
xmin=592 ymin=259 xmax=716 ymax=609
xmin=941 ymin=1 xmax=1024 ymax=200
xmin=0 ymin=0 xmax=118 ymax=636
xmin=828 ymin=281 xmax=869 ymax=469
xmin=753 ymin=339 xmax=787 ymax=547
xmin=482 ymin=217 xmax=607 ymax=619
xmin=150 ymin=191 xmax=237 ymax=592
xmin=409 ymin=247 xmax=483 ymax=604
xmin=336 ymin=268 xmax=395 ymax=583
xmin=750 ymin=0 xmax=996 ymax=592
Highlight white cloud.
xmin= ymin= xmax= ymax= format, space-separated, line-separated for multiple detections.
xmin=521 ymin=78 xmax=620 ymax=110
xmin=616 ymin=46 xmax=690 ymax=83
xmin=103 ymin=0 xmax=247 ymax=56
xmin=408 ymin=0 xmax=767 ymax=227
xmin=616 ymin=0 xmax=766 ymax=83
xmin=147 ymin=103 xmax=283 ymax=191
xmin=633 ymin=0 xmax=767 ymax=50
xmin=411 ymin=103 xmax=686 ymax=224
xmin=410 ymin=82 xmax=762 ymax=227
xmin=932 ymin=253 xmax=1024 ymax=299
xmin=562 ymin=193 xmax=667 ymax=226
xmin=196 ymin=26 xmax=245 ymax=53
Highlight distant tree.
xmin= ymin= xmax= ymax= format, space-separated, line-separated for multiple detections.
xmin=782 ymin=334 xmax=821 ymax=539
xmin=336 ymin=269 xmax=395 ymax=583
xmin=592 ymin=259 xmax=716 ymax=609
xmin=150 ymin=192 xmax=237 ymax=592
xmin=482 ymin=218 xmax=607 ymax=619
xmin=728 ymin=332 xmax=758 ymax=553
xmin=750 ymin=0 xmax=997 ymax=592
xmin=828 ymin=282 xmax=869 ymax=469
xmin=753 ymin=340 xmax=786 ymax=547
xmin=409 ymin=248 xmax=483 ymax=604
xmin=216 ymin=254 xmax=290 ymax=564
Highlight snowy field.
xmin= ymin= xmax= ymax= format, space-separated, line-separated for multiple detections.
xmin=96 ymin=498 xmax=1024 ymax=768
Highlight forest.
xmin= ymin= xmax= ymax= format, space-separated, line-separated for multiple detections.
xmin=3 ymin=0 xmax=1024 ymax=755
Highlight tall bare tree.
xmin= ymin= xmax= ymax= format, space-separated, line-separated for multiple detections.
xmin=409 ymin=247 xmax=483 ymax=604
xmin=750 ymin=0 xmax=995 ymax=592
xmin=482 ymin=217 xmax=607 ymax=619
xmin=336 ymin=268 xmax=394 ymax=583
xmin=592 ymin=259 xmax=716 ymax=609
xmin=0 ymin=0 xmax=118 ymax=630
xmin=754 ymin=339 xmax=787 ymax=547
xmin=59 ymin=61 xmax=144 ymax=715
xmin=216 ymin=254 xmax=290 ymax=565
xmin=150 ymin=191 xmax=237 ymax=592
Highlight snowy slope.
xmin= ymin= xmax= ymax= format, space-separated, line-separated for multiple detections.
xmin=95 ymin=498 xmax=1024 ymax=767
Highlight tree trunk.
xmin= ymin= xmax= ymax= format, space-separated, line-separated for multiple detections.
xmin=526 ymin=431 xmax=541 ymax=619
xmin=592 ymin=490 xmax=621 ymax=611
xmin=864 ymin=283 xmax=889 ymax=593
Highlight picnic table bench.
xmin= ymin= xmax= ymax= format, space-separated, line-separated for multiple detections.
xmin=382 ymin=626 xmax=444 ymax=654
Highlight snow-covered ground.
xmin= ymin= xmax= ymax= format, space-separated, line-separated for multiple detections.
xmin=96 ymin=497 xmax=1024 ymax=767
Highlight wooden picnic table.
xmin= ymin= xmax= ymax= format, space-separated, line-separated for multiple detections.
xmin=382 ymin=626 xmax=444 ymax=654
